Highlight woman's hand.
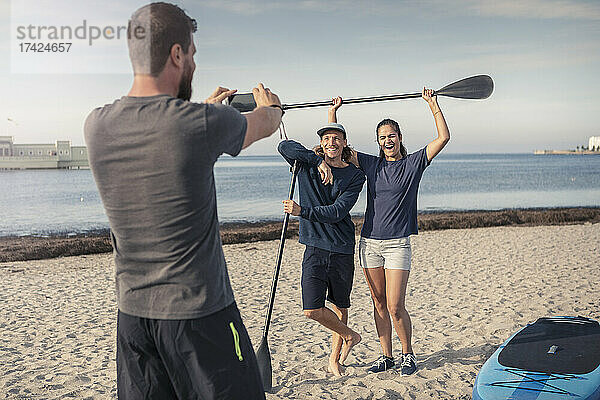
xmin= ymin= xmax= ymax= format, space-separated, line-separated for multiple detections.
xmin=422 ymin=87 xmax=437 ymax=108
xmin=423 ymin=87 xmax=449 ymax=161
xmin=348 ymin=148 xmax=359 ymax=168
xmin=318 ymin=161 xmax=333 ymax=185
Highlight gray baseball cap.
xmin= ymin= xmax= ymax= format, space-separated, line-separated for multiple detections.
xmin=317 ymin=123 xmax=347 ymax=139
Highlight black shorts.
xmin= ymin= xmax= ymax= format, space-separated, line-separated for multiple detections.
xmin=116 ymin=302 xmax=265 ymax=400
xmin=301 ymin=246 xmax=355 ymax=310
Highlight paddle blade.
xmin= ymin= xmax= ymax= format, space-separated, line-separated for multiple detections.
xmin=436 ymin=75 xmax=494 ymax=99
xmin=256 ymin=337 xmax=272 ymax=392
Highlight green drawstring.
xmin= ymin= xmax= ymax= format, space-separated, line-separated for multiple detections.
xmin=229 ymin=322 xmax=243 ymax=361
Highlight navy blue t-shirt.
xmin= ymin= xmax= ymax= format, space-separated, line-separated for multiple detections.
xmin=278 ymin=140 xmax=365 ymax=254
xmin=358 ymin=148 xmax=430 ymax=239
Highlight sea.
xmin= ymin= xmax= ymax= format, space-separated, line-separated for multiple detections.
xmin=1 ymin=153 xmax=599 ymax=237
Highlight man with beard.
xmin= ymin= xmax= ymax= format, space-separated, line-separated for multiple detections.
xmin=84 ymin=3 xmax=282 ymax=399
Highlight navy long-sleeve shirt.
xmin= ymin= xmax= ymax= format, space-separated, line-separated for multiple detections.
xmin=278 ymin=140 xmax=365 ymax=254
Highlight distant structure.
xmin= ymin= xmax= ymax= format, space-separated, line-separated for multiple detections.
xmin=590 ymin=136 xmax=600 ymax=151
xmin=534 ymin=136 xmax=600 ymax=155
xmin=0 ymin=136 xmax=88 ymax=169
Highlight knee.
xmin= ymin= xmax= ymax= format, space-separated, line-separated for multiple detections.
xmin=387 ymin=305 xmax=407 ymax=321
xmin=304 ymin=308 xmax=323 ymax=321
xmin=371 ymin=295 xmax=388 ymax=314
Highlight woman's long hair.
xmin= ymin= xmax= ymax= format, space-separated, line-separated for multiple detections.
xmin=312 ymin=145 xmax=354 ymax=163
xmin=376 ymin=119 xmax=407 ymax=159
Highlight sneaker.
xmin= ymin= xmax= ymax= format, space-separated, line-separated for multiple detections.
xmin=400 ymin=353 xmax=417 ymax=375
xmin=367 ymin=355 xmax=395 ymax=373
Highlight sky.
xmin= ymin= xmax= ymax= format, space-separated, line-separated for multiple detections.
xmin=1 ymin=0 xmax=599 ymax=155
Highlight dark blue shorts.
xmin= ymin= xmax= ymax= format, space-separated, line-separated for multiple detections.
xmin=116 ymin=302 xmax=265 ymax=400
xmin=301 ymin=246 xmax=355 ymax=310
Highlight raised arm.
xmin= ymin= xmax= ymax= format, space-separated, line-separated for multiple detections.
xmin=423 ymin=88 xmax=450 ymax=161
xmin=243 ymin=83 xmax=283 ymax=149
xmin=328 ymin=96 xmax=360 ymax=168
xmin=328 ymin=97 xmax=342 ymax=123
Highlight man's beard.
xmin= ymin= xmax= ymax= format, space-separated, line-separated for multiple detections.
xmin=177 ymin=61 xmax=193 ymax=101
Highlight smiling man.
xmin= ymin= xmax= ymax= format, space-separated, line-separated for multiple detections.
xmin=277 ymin=99 xmax=365 ymax=376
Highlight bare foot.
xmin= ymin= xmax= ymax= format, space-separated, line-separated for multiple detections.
xmin=327 ymin=359 xmax=345 ymax=376
xmin=339 ymin=331 xmax=361 ymax=365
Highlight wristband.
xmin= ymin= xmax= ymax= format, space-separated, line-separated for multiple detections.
xmin=269 ymin=104 xmax=285 ymax=116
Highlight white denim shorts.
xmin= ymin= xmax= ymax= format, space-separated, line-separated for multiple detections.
xmin=358 ymin=236 xmax=411 ymax=270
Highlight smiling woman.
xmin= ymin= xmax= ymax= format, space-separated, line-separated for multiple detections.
xmin=376 ymin=119 xmax=407 ymax=159
xmin=329 ymin=88 xmax=451 ymax=375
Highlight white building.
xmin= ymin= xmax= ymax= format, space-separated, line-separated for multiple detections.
xmin=0 ymin=136 xmax=88 ymax=169
xmin=589 ymin=136 xmax=600 ymax=151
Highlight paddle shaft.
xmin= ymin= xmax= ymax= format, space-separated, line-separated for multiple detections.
xmin=281 ymin=75 xmax=493 ymax=109
xmin=282 ymin=92 xmax=422 ymax=110
xmin=228 ymin=75 xmax=493 ymax=113
xmin=261 ymin=161 xmax=299 ymax=338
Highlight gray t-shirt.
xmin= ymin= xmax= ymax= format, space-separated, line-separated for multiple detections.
xmin=84 ymin=94 xmax=246 ymax=319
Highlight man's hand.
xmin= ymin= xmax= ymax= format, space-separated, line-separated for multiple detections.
xmin=253 ymin=83 xmax=282 ymax=109
xmin=242 ymin=83 xmax=282 ymax=149
xmin=204 ymin=86 xmax=237 ymax=104
xmin=330 ymin=97 xmax=342 ymax=112
xmin=282 ymin=199 xmax=301 ymax=216
xmin=328 ymin=96 xmax=342 ymax=123
xmin=318 ymin=161 xmax=333 ymax=185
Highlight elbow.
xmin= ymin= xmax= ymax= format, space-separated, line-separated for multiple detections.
xmin=323 ymin=212 xmax=346 ymax=224
xmin=277 ymin=141 xmax=286 ymax=154
xmin=278 ymin=140 xmax=294 ymax=157
xmin=309 ymin=213 xmax=343 ymax=224
xmin=440 ymin=134 xmax=450 ymax=147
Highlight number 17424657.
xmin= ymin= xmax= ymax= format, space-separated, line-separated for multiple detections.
xmin=19 ymin=42 xmax=72 ymax=52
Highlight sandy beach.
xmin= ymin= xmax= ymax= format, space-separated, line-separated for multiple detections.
xmin=1 ymin=222 xmax=599 ymax=399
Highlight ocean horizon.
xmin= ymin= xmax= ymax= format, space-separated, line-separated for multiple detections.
xmin=1 ymin=152 xmax=599 ymax=237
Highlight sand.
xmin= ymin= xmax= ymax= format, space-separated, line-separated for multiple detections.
xmin=1 ymin=223 xmax=599 ymax=399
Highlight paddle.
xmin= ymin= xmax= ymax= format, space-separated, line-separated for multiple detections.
xmin=282 ymin=75 xmax=493 ymax=110
xmin=256 ymin=160 xmax=299 ymax=393
xmin=227 ymin=75 xmax=493 ymax=112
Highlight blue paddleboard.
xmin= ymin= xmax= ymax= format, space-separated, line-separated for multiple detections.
xmin=473 ymin=316 xmax=600 ymax=400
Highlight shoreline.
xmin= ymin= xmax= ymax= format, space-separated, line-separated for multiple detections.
xmin=1 ymin=206 xmax=599 ymax=263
